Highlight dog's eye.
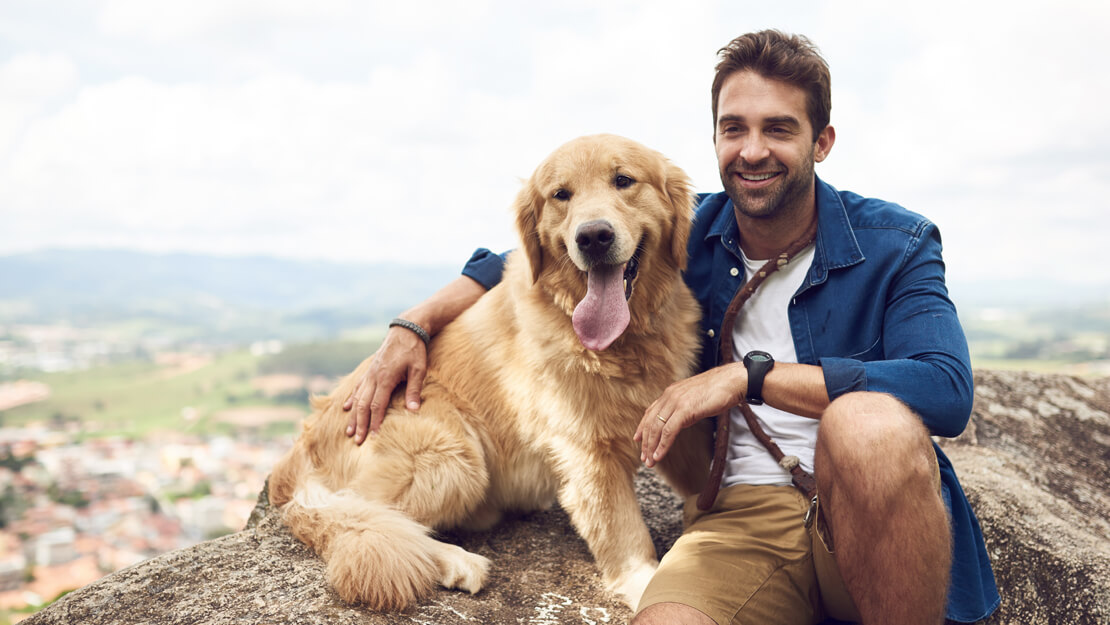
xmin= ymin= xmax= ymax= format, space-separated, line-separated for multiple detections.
xmin=553 ymin=188 xmax=572 ymax=201
xmin=614 ymin=174 xmax=635 ymax=189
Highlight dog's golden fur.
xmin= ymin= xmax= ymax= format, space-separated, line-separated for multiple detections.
xmin=268 ymin=134 xmax=711 ymax=610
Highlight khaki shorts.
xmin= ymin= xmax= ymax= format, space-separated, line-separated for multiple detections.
xmin=638 ymin=460 xmax=942 ymax=625
xmin=636 ymin=484 xmax=859 ymax=624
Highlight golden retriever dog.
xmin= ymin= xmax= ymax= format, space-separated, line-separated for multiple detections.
xmin=268 ymin=134 xmax=711 ymax=611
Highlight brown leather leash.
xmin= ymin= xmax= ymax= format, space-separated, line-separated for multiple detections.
xmin=696 ymin=217 xmax=819 ymax=511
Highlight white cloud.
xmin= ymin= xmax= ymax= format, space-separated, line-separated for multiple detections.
xmin=0 ymin=46 xmax=544 ymax=263
xmin=0 ymin=52 xmax=79 ymax=155
xmin=814 ymin=0 xmax=1110 ymax=283
xmin=0 ymin=0 xmax=1108 ymax=286
xmin=97 ymin=0 xmax=354 ymax=40
xmin=96 ymin=0 xmax=496 ymax=43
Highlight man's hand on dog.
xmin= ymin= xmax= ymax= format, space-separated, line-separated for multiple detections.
xmin=342 ymin=276 xmax=489 ymax=444
xmin=343 ymin=327 xmax=428 ymax=444
xmin=635 ymin=362 xmax=747 ymax=467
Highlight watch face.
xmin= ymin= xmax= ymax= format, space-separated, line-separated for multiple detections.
xmin=749 ymin=353 xmax=771 ymax=363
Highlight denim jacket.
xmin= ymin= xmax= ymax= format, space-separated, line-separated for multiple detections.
xmin=461 ymin=176 xmax=999 ymax=622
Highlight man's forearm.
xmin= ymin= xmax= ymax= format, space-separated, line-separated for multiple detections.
xmin=400 ymin=275 xmax=487 ymax=337
xmin=761 ymin=362 xmax=830 ymax=419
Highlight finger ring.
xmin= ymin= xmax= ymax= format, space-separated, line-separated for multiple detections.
xmin=656 ymin=415 xmax=667 ymax=424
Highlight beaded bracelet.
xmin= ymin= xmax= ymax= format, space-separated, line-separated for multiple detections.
xmin=388 ymin=317 xmax=431 ymax=346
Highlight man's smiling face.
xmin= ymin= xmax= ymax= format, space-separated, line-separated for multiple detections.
xmin=714 ymin=70 xmax=831 ymax=221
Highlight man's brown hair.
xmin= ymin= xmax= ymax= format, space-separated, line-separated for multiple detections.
xmin=711 ymin=30 xmax=832 ymax=139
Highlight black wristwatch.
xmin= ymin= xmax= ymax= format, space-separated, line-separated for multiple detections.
xmin=743 ymin=350 xmax=775 ymax=406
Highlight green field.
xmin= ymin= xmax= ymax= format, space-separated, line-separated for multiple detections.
xmin=2 ymin=310 xmax=1105 ymax=442
xmin=3 ymin=350 xmax=269 ymax=437
xmin=963 ymin=307 xmax=1109 ymax=375
xmin=0 ymin=338 xmax=383 ymax=439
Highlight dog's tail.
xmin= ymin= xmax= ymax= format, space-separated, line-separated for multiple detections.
xmin=281 ymin=479 xmax=441 ymax=610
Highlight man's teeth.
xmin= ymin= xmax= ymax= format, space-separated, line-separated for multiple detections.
xmin=741 ymin=172 xmax=777 ymax=181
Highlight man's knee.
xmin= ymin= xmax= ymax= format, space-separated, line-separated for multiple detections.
xmin=817 ymin=392 xmax=935 ymax=490
xmin=633 ymin=602 xmax=716 ymax=625
xmin=821 ymin=392 xmax=927 ymax=451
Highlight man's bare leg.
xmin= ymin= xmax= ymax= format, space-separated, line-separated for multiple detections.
xmin=815 ymin=392 xmax=951 ymax=625
xmin=633 ymin=602 xmax=716 ymax=625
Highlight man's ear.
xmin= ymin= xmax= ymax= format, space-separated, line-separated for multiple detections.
xmin=814 ymin=124 xmax=835 ymax=163
xmin=512 ymin=179 xmax=545 ymax=283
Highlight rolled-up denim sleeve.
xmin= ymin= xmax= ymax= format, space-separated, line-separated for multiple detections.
xmin=820 ymin=224 xmax=974 ymax=438
xmin=461 ymin=248 xmax=511 ymax=290
xmin=819 ymin=356 xmax=868 ymax=399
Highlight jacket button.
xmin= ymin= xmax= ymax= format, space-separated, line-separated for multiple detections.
xmin=707 ymin=329 xmax=716 ymax=338
xmin=730 ymin=267 xmax=739 ymax=277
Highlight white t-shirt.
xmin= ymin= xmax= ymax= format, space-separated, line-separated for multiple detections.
xmin=721 ymin=244 xmax=818 ymax=488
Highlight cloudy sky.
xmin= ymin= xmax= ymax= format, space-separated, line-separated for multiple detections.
xmin=2 ymin=0 xmax=1108 ymax=289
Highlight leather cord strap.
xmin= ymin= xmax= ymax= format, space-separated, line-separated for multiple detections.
xmin=696 ymin=217 xmax=819 ymax=511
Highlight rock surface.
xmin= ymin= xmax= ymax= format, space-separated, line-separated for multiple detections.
xmin=937 ymin=369 xmax=1110 ymax=625
xmin=24 ymin=370 xmax=1110 ymax=625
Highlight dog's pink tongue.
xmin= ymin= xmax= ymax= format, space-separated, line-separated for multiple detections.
xmin=572 ymin=264 xmax=629 ymax=351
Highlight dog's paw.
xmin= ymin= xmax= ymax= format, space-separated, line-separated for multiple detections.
xmin=609 ymin=560 xmax=658 ymax=610
xmin=436 ymin=543 xmax=491 ymax=594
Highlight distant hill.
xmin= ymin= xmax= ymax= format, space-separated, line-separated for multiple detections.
xmin=948 ymin=277 xmax=1110 ymax=312
xmin=2 ymin=248 xmax=1108 ymax=354
xmin=0 ymin=249 xmax=459 ymax=341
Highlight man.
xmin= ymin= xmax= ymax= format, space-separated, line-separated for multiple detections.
xmin=342 ymin=30 xmax=999 ymax=625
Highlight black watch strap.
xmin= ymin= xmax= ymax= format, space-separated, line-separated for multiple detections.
xmin=743 ymin=350 xmax=774 ymax=406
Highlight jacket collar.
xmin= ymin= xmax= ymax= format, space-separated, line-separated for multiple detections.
xmin=810 ymin=176 xmax=864 ymax=284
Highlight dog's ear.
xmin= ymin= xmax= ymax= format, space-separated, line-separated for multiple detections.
xmin=512 ymin=178 xmax=545 ymax=283
xmin=663 ymin=161 xmax=694 ymax=271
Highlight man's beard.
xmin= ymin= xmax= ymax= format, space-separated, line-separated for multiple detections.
xmin=721 ymin=149 xmax=816 ymax=220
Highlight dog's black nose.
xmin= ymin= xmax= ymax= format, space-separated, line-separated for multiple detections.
xmin=575 ymin=220 xmax=615 ymax=261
